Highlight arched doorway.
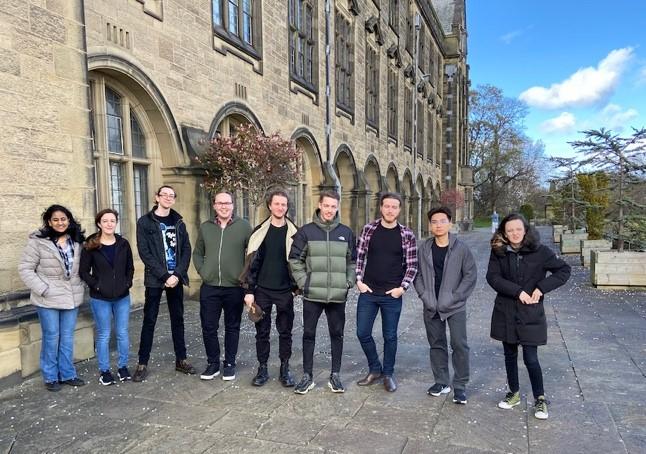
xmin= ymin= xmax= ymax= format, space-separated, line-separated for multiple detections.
xmin=415 ymin=174 xmax=425 ymax=237
xmin=363 ymin=156 xmax=382 ymax=221
xmin=333 ymin=145 xmax=359 ymax=231
xmin=402 ymin=169 xmax=413 ymax=228
xmin=292 ymin=128 xmax=324 ymax=226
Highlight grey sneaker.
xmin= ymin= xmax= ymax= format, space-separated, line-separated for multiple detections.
xmin=328 ymin=372 xmax=345 ymax=393
xmin=294 ymin=373 xmax=315 ymax=394
xmin=534 ymin=396 xmax=549 ymax=420
xmin=498 ymin=391 xmax=521 ymax=409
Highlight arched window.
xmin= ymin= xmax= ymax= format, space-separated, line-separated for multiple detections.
xmin=89 ymin=77 xmax=154 ymax=239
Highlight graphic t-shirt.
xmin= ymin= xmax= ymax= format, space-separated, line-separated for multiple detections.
xmin=154 ymin=213 xmax=177 ymax=272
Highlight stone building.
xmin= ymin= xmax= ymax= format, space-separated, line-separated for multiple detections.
xmin=0 ymin=0 xmax=469 ymax=380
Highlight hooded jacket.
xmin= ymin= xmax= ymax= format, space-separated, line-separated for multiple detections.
xmin=136 ymin=208 xmax=191 ymax=288
xmin=486 ymin=229 xmax=571 ymax=345
xmin=19 ymin=232 xmax=85 ymax=310
xmin=288 ymin=210 xmax=356 ymax=303
xmin=240 ymin=216 xmax=299 ymax=293
xmin=414 ymin=233 xmax=477 ymax=320
xmin=79 ymin=234 xmax=134 ymax=301
xmin=193 ymin=216 xmax=252 ymax=287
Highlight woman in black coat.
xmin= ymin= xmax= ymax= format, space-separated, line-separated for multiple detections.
xmin=486 ymin=213 xmax=570 ymax=420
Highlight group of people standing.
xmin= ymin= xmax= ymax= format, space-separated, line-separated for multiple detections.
xmin=18 ymin=186 xmax=570 ymax=420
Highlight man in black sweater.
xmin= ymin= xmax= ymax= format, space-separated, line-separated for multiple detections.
xmin=241 ymin=190 xmax=299 ymax=387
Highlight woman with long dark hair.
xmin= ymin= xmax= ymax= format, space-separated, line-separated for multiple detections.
xmin=80 ymin=209 xmax=135 ymax=385
xmin=486 ymin=213 xmax=571 ymax=420
xmin=19 ymin=205 xmax=87 ymax=392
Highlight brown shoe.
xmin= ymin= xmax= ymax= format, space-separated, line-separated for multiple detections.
xmin=384 ymin=375 xmax=397 ymax=392
xmin=357 ymin=372 xmax=383 ymax=386
xmin=132 ymin=364 xmax=148 ymax=382
xmin=175 ymin=359 xmax=196 ymax=375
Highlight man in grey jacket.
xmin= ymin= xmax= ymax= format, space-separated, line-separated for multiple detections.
xmin=414 ymin=206 xmax=477 ymax=404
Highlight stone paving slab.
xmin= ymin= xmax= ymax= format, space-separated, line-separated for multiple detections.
xmin=1 ymin=227 xmax=645 ymax=453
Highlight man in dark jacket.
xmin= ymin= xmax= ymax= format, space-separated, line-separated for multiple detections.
xmin=241 ymin=189 xmax=299 ymax=387
xmin=414 ymin=206 xmax=477 ymax=404
xmin=289 ymin=190 xmax=356 ymax=394
xmin=133 ymin=185 xmax=194 ymax=382
xmin=193 ymin=190 xmax=252 ymax=381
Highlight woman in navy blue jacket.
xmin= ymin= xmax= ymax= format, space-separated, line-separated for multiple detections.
xmin=80 ymin=209 xmax=134 ymax=386
xmin=486 ymin=213 xmax=570 ymax=420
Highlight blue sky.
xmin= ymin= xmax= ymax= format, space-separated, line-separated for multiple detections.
xmin=467 ymin=0 xmax=646 ymax=158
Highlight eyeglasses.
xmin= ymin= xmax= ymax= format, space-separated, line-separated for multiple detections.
xmin=430 ymin=219 xmax=450 ymax=225
xmin=158 ymin=193 xmax=176 ymax=199
xmin=214 ymin=202 xmax=233 ymax=206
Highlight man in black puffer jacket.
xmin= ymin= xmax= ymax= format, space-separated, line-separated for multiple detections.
xmin=289 ymin=190 xmax=356 ymax=395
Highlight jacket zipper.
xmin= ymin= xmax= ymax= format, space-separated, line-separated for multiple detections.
xmin=326 ymin=228 xmax=331 ymax=301
xmin=217 ymin=223 xmax=224 ymax=286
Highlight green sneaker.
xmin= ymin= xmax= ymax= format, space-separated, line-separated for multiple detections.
xmin=534 ymin=396 xmax=549 ymax=420
xmin=498 ymin=391 xmax=521 ymax=409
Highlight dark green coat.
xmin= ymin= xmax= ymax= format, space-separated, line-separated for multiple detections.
xmin=289 ymin=210 xmax=356 ymax=303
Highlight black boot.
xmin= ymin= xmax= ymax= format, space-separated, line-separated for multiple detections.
xmin=252 ymin=363 xmax=269 ymax=386
xmin=280 ymin=360 xmax=295 ymax=387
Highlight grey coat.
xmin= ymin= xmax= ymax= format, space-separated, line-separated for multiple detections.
xmin=19 ymin=232 xmax=85 ymax=310
xmin=414 ymin=234 xmax=477 ymax=320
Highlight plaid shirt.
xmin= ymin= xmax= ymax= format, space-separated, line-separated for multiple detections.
xmin=355 ymin=219 xmax=418 ymax=289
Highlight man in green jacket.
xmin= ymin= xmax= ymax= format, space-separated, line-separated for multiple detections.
xmin=289 ymin=190 xmax=356 ymax=394
xmin=193 ymin=191 xmax=252 ymax=381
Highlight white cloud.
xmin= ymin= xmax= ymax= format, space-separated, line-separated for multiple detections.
xmin=519 ymin=47 xmax=634 ymax=109
xmin=539 ymin=112 xmax=576 ymax=134
xmin=599 ymin=104 xmax=639 ymax=131
xmin=638 ymin=67 xmax=646 ymax=85
xmin=500 ymin=30 xmax=522 ymax=45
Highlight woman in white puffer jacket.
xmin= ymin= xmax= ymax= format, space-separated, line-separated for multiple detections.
xmin=19 ymin=204 xmax=87 ymax=392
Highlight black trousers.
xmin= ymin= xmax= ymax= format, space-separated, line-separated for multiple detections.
xmin=199 ymin=284 xmax=244 ymax=366
xmin=138 ymin=285 xmax=186 ymax=365
xmin=503 ymin=342 xmax=544 ymax=399
xmin=254 ymin=287 xmax=294 ymax=364
xmin=302 ymin=299 xmax=346 ymax=375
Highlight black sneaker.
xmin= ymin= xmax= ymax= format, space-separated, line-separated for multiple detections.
xmin=222 ymin=363 xmax=236 ymax=381
xmin=99 ymin=370 xmax=115 ymax=386
xmin=427 ymin=383 xmax=451 ymax=396
xmin=453 ymin=389 xmax=467 ymax=404
xmin=175 ymin=359 xmax=196 ymax=375
xmin=45 ymin=381 xmax=61 ymax=392
xmin=200 ymin=363 xmax=220 ymax=380
xmin=328 ymin=372 xmax=345 ymax=393
xmin=132 ymin=364 xmax=148 ymax=382
xmin=294 ymin=373 xmax=315 ymax=394
xmin=252 ymin=364 xmax=269 ymax=386
xmin=117 ymin=366 xmax=132 ymax=382
xmin=60 ymin=377 xmax=85 ymax=387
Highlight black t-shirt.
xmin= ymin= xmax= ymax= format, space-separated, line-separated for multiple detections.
xmin=257 ymin=224 xmax=291 ymax=291
xmin=432 ymin=241 xmax=449 ymax=299
xmin=363 ymin=223 xmax=404 ymax=295
xmin=154 ymin=213 xmax=177 ymax=272
xmin=100 ymin=242 xmax=117 ymax=267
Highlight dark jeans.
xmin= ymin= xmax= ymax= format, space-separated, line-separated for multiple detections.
xmin=254 ymin=287 xmax=294 ymax=364
xmin=423 ymin=310 xmax=470 ymax=391
xmin=138 ymin=285 xmax=186 ymax=365
xmin=200 ymin=284 xmax=244 ymax=366
xmin=356 ymin=292 xmax=402 ymax=376
xmin=302 ymin=299 xmax=345 ymax=375
xmin=503 ymin=342 xmax=544 ymax=399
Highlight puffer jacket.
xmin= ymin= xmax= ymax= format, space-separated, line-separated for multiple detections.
xmin=18 ymin=232 xmax=85 ymax=309
xmin=288 ymin=210 xmax=356 ymax=303
xmin=486 ymin=230 xmax=571 ymax=345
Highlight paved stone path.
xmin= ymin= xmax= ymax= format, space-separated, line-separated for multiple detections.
xmin=1 ymin=227 xmax=645 ymax=453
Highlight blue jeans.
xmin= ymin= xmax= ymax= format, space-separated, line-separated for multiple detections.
xmin=90 ymin=296 xmax=131 ymax=372
xmin=356 ymin=293 xmax=403 ymax=376
xmin=36 ymin=306 xmax=79 ymax=383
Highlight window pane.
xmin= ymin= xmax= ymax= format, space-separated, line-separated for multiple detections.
xmin=228 ymin=0 xmax=238 ymax=35
xmin=110 ymin=161 xmax=125 ymax=233
xmin=242 ymin=0 xmax=252 ymax=44
xmin=106 ymin=87 xmax=123 ymax=154
xmin=133 ymin=164 xmax=149 ymax=220
xmin=212 ymin=0 xmax=222 ymax=25
xmin=131 ymin=113 xmax=146 ymax=158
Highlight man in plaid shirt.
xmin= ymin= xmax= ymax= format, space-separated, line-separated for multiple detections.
xmin=355 ymin=192 xmax=418 ymax=392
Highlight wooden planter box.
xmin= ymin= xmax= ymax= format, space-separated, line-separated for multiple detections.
xmin=591 ymin=250 xmax=646 ymax=288
xmin=560 ymin=232 xmax=588 ymax=254
xmin=580 ymin=239 xmax=613 ymax=267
